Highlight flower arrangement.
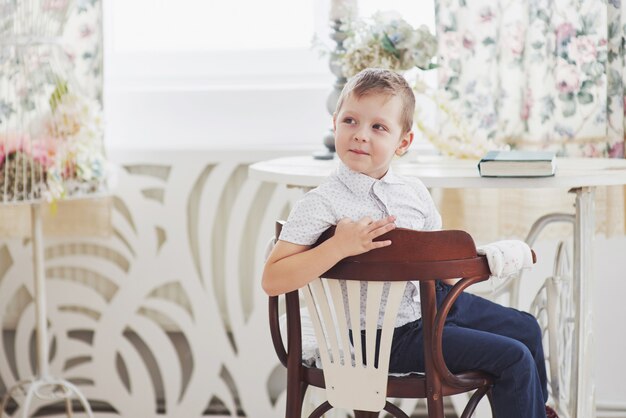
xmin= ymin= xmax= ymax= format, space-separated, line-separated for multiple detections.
xmin=337 ymin=11 xmax=438 ymax=78
xmin=0 ymin=80 xmax=106 ymax=201
xmin=41 ymin=81 xmax=106 ymax=199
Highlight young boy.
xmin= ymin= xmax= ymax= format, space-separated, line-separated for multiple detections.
xmin=262 ymin=68 xmax=557 ymax=418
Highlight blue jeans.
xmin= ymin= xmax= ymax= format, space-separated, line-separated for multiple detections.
xmin=390 ymin=281 xmax=548 ymax=418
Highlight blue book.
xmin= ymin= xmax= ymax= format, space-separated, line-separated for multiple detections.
xmin=478 ymin=150 xmax=556 ymax=177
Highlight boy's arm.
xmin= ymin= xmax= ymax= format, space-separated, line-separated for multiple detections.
xmin=262 ymin=216 xmax=397 ymax=296
xmin=261 ymin=240 xmax=342 ymax=296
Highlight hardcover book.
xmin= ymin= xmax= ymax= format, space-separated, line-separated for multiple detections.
xmin=478 ymin=150 xmax=556 ymax=177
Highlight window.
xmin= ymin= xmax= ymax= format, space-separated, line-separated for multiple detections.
xmin=106 ymin=0 xmax=330 ymax=87
xmin=112 ymin=0 xmax=317 ymax=52
xmin=105 ymin=0 xmax=435 ymax=87
xmin=103 ymin=1 xmax=437 ymax=149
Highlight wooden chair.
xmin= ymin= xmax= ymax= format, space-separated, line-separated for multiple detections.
xmin=269 ymin=222 xmax=534 ymax=418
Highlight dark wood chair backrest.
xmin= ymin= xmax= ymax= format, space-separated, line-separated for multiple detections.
xmin=313 ymin=225 xmax=491 ymax=282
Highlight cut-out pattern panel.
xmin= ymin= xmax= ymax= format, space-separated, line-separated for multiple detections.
xmin=0 ymin=149 xmax=309 ymax=417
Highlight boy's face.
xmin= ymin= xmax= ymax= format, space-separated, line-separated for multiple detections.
xmin=333 ymin=92 xmax=413 ymax=179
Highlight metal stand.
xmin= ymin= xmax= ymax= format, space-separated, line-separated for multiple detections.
xmin=0 ymin=203 xmax=94 ymax=418
xmin=520 ymin=187 xmax=596 ymax=418
xmin=571 ymin=187 xmax=595 ymax=418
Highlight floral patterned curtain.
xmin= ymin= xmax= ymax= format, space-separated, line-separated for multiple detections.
xmin=433 ymin=0 xmax=626 ymax=241
xmin=0 ymin=0 xmax=102 ymax=110
xmin=62 ymin=0 xmax=103 ymax=103
xmin=436 ymin=0 xmax=624 ymax=157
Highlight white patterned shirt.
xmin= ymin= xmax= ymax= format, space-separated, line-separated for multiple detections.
xmin=279 ymin=162 xmax=442 ymax=327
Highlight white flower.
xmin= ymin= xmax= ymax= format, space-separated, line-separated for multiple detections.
xmin=35 ymin=86 xmax=106 ymax=200
xmin=336 ymin=12 xmax=437 ymax=77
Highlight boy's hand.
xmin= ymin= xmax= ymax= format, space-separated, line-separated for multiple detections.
xmin=332 ymin=215 xmax=396 ymax=258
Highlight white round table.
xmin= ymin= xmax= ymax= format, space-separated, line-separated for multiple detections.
xmin=250 ymin=155 xmax=626 ymax=418
xmin=250 ymin=154 xmax=626 ymax=189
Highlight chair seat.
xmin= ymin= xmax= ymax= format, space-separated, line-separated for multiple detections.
xmin=302 ymin=365 xmax=494 ymax=399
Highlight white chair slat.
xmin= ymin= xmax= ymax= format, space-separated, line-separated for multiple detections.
xmin=326 ymin=279 xmax=353 ymax=366
xmin=377 ymin=282 xmax=406 ymax=372
xmin=302 ymin=283 xmax=332 ymax=367
xmin=365 ymin=281 xmax=384 ymax=370
xmin=347 ymin=280 xmax=363 ymax=367
xmin=309 ymin=279 xmax=341 ymax=364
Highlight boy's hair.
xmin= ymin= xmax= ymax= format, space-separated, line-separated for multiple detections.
xmin=335 ymin=68 xmax=415 ymax=135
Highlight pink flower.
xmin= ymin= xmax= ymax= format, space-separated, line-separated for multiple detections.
xmin=441 ymin=32 xmax=462 ymax=60
xmin=556 ymin=22 xmax=576 ymax=45
xmin=31 ymin=136 xmax=59 ymax=168
xmin=438 ymin=68 xmax=451 ymax=86
xmin=80 ymin=25 xmax=94 ymax=39
xmin=609 ymin=142 xmax=624 ymax=158
xmin=0 ymin=132 xmax=30 ymax=162
xmin=555 ymin=59 xmax=580 ymax=93
xmin=16 ymin=87 xmax=28 ymax=99
xmin=42 ymin=0 xmax=68 ymax=11
xmin=507 ymin=23 xmax=526 ymax=57
xmin=582 ymin=143 xmax=603 ymax=158
xmin=0 ymin=133 xmax=55 ymax=168
xmin=567 ymin=36 xmax=597 ymax=63
xmin=462 ymin=32 xmax=475 ymax=50
xmin=479 ymin=7 xmax=495 ymax=23
xmin=521 ymin=88 xmax=533 ymax=121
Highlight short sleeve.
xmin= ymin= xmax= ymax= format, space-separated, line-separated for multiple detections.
xmin=412 ymin=179 xmax=442 ymax=231
xmin=279 ymin=192 xmax=336 ymax=245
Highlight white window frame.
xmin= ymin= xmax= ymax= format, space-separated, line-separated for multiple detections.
xmin=102 ymin=1 xmax=438 ymax=151
xmin=103 ymin=0 xmax=334 ymax=88
xmin=104 ymin=1 xmax=436 ymax=88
